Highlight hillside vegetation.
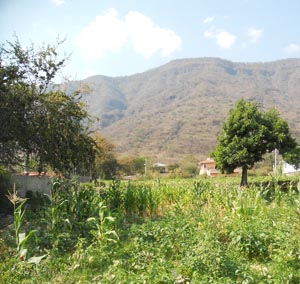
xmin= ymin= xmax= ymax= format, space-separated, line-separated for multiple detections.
xmin=75 ymin=58 xmax=300 ymax=162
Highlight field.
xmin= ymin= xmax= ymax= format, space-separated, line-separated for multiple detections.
xmin=1 ymin=176 xmax=300 ymax=283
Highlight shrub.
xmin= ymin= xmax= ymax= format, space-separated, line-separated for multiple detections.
xmin=0 ymin=168 xmax=12 ymax=214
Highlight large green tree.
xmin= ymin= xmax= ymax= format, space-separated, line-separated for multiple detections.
xmin=0 ymin=38 xmax=95 ymax=175
xmin=212 ymin=99 xmax=300 ymax=186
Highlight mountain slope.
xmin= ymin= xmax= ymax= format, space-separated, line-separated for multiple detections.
xmin=77 ymin=57 xmax=300 ymax=162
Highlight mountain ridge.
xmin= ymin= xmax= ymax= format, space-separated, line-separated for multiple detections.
xmin=75 ymin=57 xmax=300 ymax=162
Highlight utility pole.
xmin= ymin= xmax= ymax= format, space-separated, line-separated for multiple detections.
xmin=274 ymin=148 xmax=279 ymax=173
xmin=144 ymin=157 xmax=147 ymax=176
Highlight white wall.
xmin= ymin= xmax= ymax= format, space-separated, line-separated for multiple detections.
xmin=11 ymin=174 xmax=52 ymax=198
xmin=282 ymin=162 xmax=300 ymax=175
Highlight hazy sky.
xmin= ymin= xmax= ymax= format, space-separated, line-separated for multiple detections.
xmin=1 ymin=0 xmax=300 ymax=80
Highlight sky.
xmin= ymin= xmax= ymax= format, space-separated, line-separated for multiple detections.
xmin=1 ymin=0 xmax=300 ymax=80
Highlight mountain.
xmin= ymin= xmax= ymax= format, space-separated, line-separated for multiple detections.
xmin=75 ymin=57 xmax=300 ymax=162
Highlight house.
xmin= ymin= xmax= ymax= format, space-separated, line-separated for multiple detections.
xmin=152 ymin=162 xmax=168 ymax=174
xmin=282 ymin=161 xmax=300 ymax=175
xmin=199 ymin=158 xmax=241 ymax=177
xmin=199 ymin=158 xmax=219 ymax=177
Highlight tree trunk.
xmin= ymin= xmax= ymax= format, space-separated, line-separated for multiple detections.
xmin=240 ymin=165 xmax=248 ymax=186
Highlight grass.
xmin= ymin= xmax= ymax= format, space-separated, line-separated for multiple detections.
xmin=1 ymin=176 xmax=300 ymax=283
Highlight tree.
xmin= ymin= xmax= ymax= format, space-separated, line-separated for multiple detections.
xmin=92 ymin=134 xmax=118 ymax=179
xmin=118 ymin=156 xmax=146 ymax=176
xmin=0 ymin=38 xmax=96 ymax=175
xmin=212 ymin=99 xmax=299 ymax=186
xmin=0 ymin=47 xmax=29 ymax=166
xmin=179 ymin=155 xmax=198 ymax=177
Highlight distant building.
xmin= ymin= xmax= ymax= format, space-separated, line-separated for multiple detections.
xmin=152 ymin=162 xmax=168 ymax=173
xmin=282 ymin=161 xmax=300 ymax=175
xmin=199 ymin=158 xmax=219 ymax=177
xmin=199 ymin=158 xmax=241 ymax=177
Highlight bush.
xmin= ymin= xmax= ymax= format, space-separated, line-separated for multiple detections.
xmin=0 ymin=168 xmax=12 ymax=214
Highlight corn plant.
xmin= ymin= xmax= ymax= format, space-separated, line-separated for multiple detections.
xmin=124 ymin=181 xmax=136 ymax=215
xmin=105 ymin=179 xmax=124 ymax=211
xmin=87 ymin=201 xmax=119 ymax=245
xmin=42 ymin=179 xmax=106 ymax=250
xmin=6 ymin=186 xmax=46 ymax=263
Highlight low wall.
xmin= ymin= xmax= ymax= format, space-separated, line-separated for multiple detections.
xmin=10 ymin=174 xmax=91 ymax=198
xmin=11 ymin=174 xmax=52 ymax=198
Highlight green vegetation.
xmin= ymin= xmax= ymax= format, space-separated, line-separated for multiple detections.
xmin=212 ymin=99 xmax=300 ymax=186
xmin=0 ymin=38 xmax=95 ymax=175
xmin=93 ymin=134 xmax=118 ymax=179
xmin=1 ymin=176 xmax=300 ymax=283
xmin=2 ymin=37 xmax=300 ymax=284
xmin=0 ymin=167 xmax=12 ymax=213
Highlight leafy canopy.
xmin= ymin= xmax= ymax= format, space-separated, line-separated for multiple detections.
xmin=0 ymin=38 xmax=95 ymax=175
xmin=212 ymin=99 xmax=300 ymax=185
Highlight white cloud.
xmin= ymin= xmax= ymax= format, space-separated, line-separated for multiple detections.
xmin=50 ymin=0 xmax=65 ymax=6
xmin=284 ymin=43 xmax=300 ymax=54
xmin=204 ymin=28 xmax=236 ymax=49
xmin=203 ymin=16 xmax=215 ymax=24
xmin=76 ymin=9 xmax=128 ymax=59
xmin=76 ymin=9 xmax=181 ymax=59
xmin=126 ymin=11 xmax=181 ymax=58
xmin=247 ymin=27 xmax=263 ymax=43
